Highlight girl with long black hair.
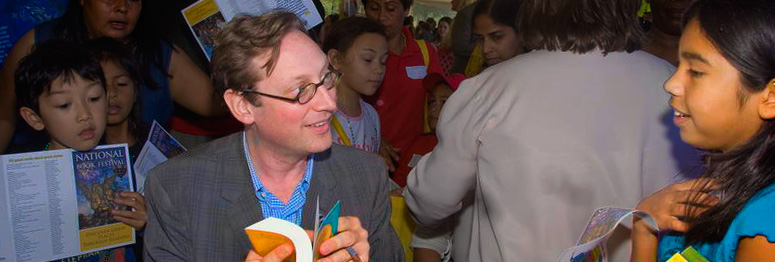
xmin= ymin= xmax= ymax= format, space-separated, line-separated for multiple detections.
xmin=632 ymin=0 xmax=775 ymax=260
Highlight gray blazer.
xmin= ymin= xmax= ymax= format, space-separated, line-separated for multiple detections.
xmin=143 ymin=132 xmax=404 ymax=261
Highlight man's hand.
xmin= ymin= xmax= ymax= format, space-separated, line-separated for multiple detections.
xmin=244 ymin=244 xmax=294 ymax=262
xmin=317 ymin=216 xmax=369 ymax=262
xmin=636 ymin=178 xmax=719 ymax=233
xmin=112 ymin=191 xmax=147 ymax=230
xmin=379 ymin=139 xmax=400 ymax=172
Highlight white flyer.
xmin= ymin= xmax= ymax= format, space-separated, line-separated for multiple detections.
xmin=557 ymin=207 xmax=658 ymax=262
xmin=133 ymin=121 xmax=187 ymax=194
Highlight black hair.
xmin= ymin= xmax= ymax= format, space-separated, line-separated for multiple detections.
xmin=472 ymin=0 xmax=521 ymax=33
xmin=361 ymin=0 xmax=414 ymax=10
xmin=55 ymin=0 xmax=169 ymax=89
xmin=439 ymin=16 xmax=452 ymax=26
xmin=85 ymin=38 xmax=141 ymax=87
xmin=322 ymin=17 xmax=387 ymax=54
xmin=682 ymin=0 xmax=775 ymax=245
xmin=84 ymin=37 xmax=147 ymax=142
xmin=15 ymin=40 xmax=106 ymax=113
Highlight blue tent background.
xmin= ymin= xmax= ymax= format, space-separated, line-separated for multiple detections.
xmin=0 ymin=0 xmax=68 ymax=68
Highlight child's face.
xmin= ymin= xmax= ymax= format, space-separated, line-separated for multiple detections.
xmin=25 ymin=73 xmax=107 ymax=151
xmin=338 ymin=33 xmax=388 ymax=96
xmin=102 ymin=60 xmax=136 ymax=126
xmin=428 ymin=83 xmax=454 ymax=132
xmin=665 ymin=19 xmax=764 ymax=152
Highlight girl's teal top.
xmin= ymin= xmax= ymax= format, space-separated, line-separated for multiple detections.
xmin=658 ymin=182 xmax=775 ymax=262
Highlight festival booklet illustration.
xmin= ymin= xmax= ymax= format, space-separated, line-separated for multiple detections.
xmin=0 ymin=144 xmax=135 ymax=262
xmin=182 ymin=0 xmax=323 ymax=60
xmin=245 ymin=200 xmax=341 ymax=261
xmin=133 ymin=121 xmax=187 ymax=193
xmin=557 ymin=207 xmax=658 ymax=262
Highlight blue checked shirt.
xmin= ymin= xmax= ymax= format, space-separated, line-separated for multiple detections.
xmin=243 ymin=132 xmax=314 ymax=225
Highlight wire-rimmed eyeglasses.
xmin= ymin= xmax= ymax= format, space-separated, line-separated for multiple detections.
xmin=241 ymin=70 xmax=340 ymax=104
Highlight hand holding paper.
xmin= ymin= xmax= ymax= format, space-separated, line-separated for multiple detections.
xmin=316 ymin=216 xmax=369 ymax=262
xmin=245 ymin=201 xmax=369 ymax=261
xmin=111 ymin=191 xmax=148 ymax=230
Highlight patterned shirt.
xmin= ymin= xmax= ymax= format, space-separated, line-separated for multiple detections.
xmin=242 ymin=132 xmax=314 ymax=225
xmin=331 ymin=99 xmax=381 ymax=154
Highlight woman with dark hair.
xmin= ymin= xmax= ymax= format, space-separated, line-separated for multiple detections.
xmin=633 ymin=0 xmax=775 ymax=261
xmin=403 ymin=0 xmax=697 ymax=260
xmin=434 ymin=16 xmax=451 ymax=45
xmin=472 ymin=0 xmax=525 ymax=67
xmin=0 ymin=0 xmax=225 ymax=153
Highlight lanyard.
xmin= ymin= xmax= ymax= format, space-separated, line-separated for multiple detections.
xmin=330 ymin=117 xmax=352 ymax=146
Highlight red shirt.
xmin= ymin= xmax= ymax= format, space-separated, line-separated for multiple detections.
xmin=392 ymin=134 xmax=438 ymax=187
xmin=169 ymin=115 xmax=242 ymax=136
xmin=366 ymin=27 xmax=443 ymax=151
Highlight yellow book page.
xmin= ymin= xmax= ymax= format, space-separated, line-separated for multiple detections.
xmin=245 ymin=230 xmax=296 ymax=262
xmin=182 ymin=0 xmax=219 ymax=25
xmin=667 ymin=253 xmax=689 ymax=262
xmin=313 ymin=225 xmax=334 ymax=260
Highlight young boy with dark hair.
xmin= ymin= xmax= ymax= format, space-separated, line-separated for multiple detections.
xmin=14 ymin=40 xmax=143 ymax=262
xmin=16 ymin=40 xmax=107 ymax=152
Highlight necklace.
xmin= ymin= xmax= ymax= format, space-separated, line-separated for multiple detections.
xmin=44 ymin=142 xmax=50 ymax=151
xmin=343 ymin=116 xmax=356 ymax=146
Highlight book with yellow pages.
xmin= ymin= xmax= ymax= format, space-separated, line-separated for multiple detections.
xmin=666 ymin=247 xmax=711 ymax=262
xmin=244 ymin=200 xmax=341 ymax=261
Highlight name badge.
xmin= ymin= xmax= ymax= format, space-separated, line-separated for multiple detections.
xmin=406 ymin=66 xmax=427 ymax=80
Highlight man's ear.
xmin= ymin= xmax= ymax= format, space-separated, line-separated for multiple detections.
xmin=19 ymin=107 xmax=45 ymax=131
xmin=327 ymin=49 xmax=342 ymax=70
xmin=223 ymin=89 xmax=256 ymax=126
xmin=758 ymin=79 xmax=775 ymax=120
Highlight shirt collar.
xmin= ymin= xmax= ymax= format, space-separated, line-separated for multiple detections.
xmin=242 ymin=131 xmax=314 ymax=194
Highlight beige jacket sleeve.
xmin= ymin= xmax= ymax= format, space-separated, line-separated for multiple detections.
xmin=403 ymin=77 xmax=483 ymax=225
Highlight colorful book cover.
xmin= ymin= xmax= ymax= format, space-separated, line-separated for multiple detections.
xmin=244 ymin=199 xmax=341 ymax=261
xmin=182 ymin=0 xmax=226 ymax=61
xmin=313 ymin=202 xmax=341 ymax=259
xmin=148 ymin=121 xmax=187 ymax=158
xmin=667 ymin=247 xmax=711 ymax=262
xmin=72 ymin=146 xmax=135 ymax=252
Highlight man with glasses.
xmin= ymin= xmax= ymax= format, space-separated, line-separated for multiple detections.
xmin=143 ymin=11 xmax=403 ymax=262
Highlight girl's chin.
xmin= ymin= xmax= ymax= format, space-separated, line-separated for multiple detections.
xmin=106 ymin=118 xmax=128 ymax=126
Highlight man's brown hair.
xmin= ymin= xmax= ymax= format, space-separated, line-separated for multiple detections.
xmin=211 ymin=11 xmax=304 ymax=104
xmin=518 ymin=0 xmax=644 ymax=54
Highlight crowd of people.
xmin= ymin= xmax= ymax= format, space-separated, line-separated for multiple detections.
xmin=2 ymin=0 xmax=775 ymax=261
